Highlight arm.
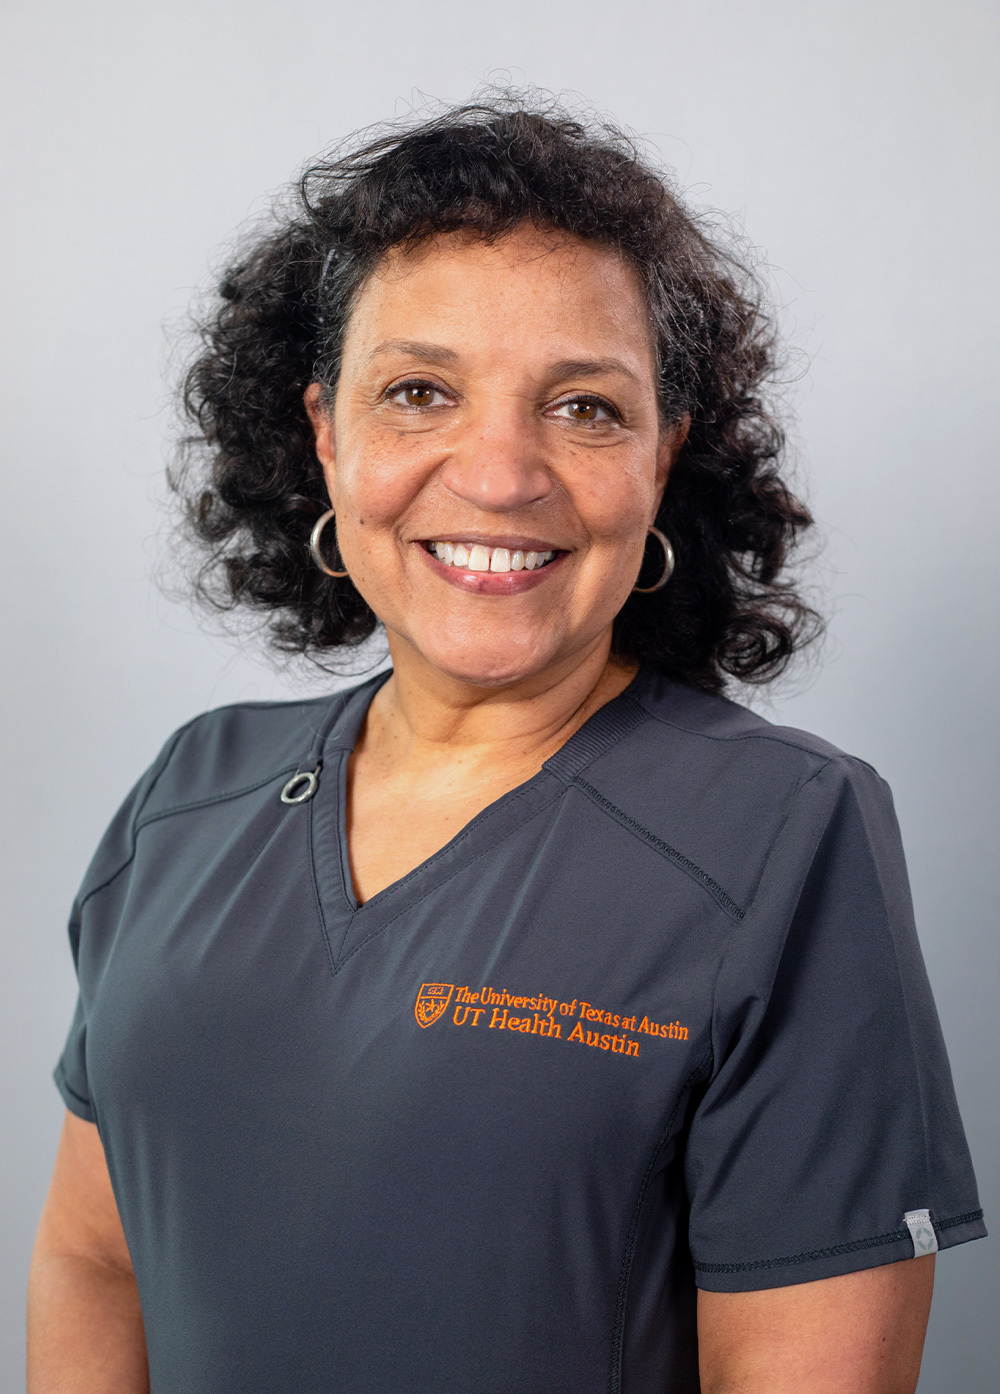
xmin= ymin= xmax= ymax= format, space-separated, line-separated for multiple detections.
xmin=697 ymin=1256 xmax=935 ymax=1394
xmin=27 ymin=1110 xmax=149 ymax=1393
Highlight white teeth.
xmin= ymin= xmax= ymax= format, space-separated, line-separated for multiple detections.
xmin=428 ymin=542 xmax=557 ymax=574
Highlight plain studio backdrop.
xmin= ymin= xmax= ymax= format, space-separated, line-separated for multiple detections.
xmin=2 ymin=0 xmax=997 ymax=1387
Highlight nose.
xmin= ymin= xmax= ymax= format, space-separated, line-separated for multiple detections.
xmin=437 ymin=404 xmax=553 ymax=512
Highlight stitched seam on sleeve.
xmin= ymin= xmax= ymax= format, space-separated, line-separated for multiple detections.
xmin=858 ymin=794 xmax=937 ymax=1205
xmin=692 ymin=1209 xmax=983 ymax=1273
xmin=73 ymin=862 xmax=132 ymax=918
xmin=681 ymin=759 xmax=835 ymax=1121
xmin=937 ymin=1209 xmax=985 ymax=1230
xmin=687 ymin=758 xmax=832 ymax=1056
xmin=741 ymin=757 xmax=834 ymax=920
xmin=695 ymin=1228 xmax=908 ymax=1273
xmin=54 ymin=1062 xmax=92 ymax=1110
xmin=572 ymin=779 xmax=745 ymax=922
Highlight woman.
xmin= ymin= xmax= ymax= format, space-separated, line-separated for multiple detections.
xmin=28 ymin=100 xmax=984 ymax=1393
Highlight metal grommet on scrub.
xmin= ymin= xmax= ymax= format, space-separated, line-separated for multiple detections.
xmin=280 ymin=767 xmax=321 ymax=805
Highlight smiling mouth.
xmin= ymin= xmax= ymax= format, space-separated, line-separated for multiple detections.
xmin=422 ymin=541 xmax=562 ymax=574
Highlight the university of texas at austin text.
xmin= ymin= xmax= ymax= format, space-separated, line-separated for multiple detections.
xmin=414 ymin=982 xmax=688 ymax=1059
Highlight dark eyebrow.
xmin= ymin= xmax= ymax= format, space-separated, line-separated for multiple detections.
xmin=366 ymin=339 xmax=461 ymax=366
xmin=366 ymin=343 xmax=643 ymax=385
xmin=546 ymin=357 xmax=642 ymax=386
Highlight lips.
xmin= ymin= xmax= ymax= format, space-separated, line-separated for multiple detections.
xmin=416 ymin=536 xmax=567 ymax=593
xmin=425 ymin=541 xmax=558 ymax=574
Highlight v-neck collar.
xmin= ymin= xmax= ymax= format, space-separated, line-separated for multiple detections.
xmin=306 ymin=666 xmax=652 ymax=972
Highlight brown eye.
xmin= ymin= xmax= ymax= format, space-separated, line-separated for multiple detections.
xmin=552 ymin=396 xmax=618 ymax=423
xmin=386 ymin=380 xmax=448 ymax=409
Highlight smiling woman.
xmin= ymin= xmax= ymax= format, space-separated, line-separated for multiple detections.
xmin=175 ymin=100 xmax=817 ymax=691
xmin=28 ymin=95 xmax=984 ymax=1394
xmin=301 ymin=228 xmax=682 ymax=694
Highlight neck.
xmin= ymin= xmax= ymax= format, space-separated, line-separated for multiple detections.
xmin=367 ymin=631 xmax=638 ymax=770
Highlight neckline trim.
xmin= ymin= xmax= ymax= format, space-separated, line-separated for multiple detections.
xmin=317 ymin=664 xmax=652 ymax=778
xmin=305 ymin=666 xmax=655 ymax=952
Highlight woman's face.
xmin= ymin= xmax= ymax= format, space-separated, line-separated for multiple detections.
xmin=306 ymin=223 xmax=685 ymax=689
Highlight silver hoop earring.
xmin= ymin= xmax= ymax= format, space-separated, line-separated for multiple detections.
xmin=632 ymin=526 xmax=675 ymax=594
xmin=308 ymin=508 xmax=349 ymax=578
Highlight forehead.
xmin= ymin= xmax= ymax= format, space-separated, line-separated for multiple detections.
xmin=341 ymin=225 xmax=656 ymax=372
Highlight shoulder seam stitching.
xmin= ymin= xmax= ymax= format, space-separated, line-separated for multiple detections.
xmin=738 ymin=757 xmax=834 ymax=920
xmin=572 ymin=778 xmax=746 ymax=922
xmin=75 ymin=684 xmax=368 ymax=912
xmin=634 ymin=697 xmax=882 ymax=777
xmin=75 ymin=754 xmax=299 ymax=915
xmin=133 ymin=767 xmax=299 ymax=831
xmin=544 ymin=695 xmax=652 ymax=785
xmin=74 ymin=721 xmax=195 ymax=915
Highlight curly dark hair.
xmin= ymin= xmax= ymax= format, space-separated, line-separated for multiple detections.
xmin=174 ymin=93 xmax=820 ymax=693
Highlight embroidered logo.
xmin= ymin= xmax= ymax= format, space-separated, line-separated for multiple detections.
xmin=416 ymin=981 xmax=689 ymax=1061
xmin=414 ymin=983 xmax=455 ymax=1028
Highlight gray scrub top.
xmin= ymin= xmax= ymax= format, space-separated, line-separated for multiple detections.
xmin=56 ymin=666 xmax=985 ymax=1393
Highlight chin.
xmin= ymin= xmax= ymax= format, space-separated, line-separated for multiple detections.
xmin=415 ymin=632 xmax=560 ymax=690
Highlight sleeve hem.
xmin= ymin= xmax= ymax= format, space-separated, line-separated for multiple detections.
xmin=53 ymin=1062 xmax=97 ymax=1124
xmin=693 ymin=1208 xmax=987 ymax=1292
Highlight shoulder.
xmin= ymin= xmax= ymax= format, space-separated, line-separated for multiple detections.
xmin=72 ymin=679 xmax=377 ymax=910
xmin=141 ymin=669 xmax=394 ymax=818
xmin=573 ymin=668 xmax=893 ymax=920
xmin=620 ymin=666 xmax=884 ymax=789
xmin=141 ymin=691 xmax=340 ymax=819
xmin=631 ymin=667 xmax=849 ymax=761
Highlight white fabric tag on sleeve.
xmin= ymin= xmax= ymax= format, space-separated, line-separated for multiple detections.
xmin=904 ymin=1209 xmax=939 ymax=1256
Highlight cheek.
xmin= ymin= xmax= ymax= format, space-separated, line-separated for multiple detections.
xmin=334 ymin=437 xmax=425 ymax=536
xmin=571 ymin=455 xmax=658 ymax=547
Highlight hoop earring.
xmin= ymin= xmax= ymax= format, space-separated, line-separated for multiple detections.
xmin=308 ymin=508 xmax=349 ymax=578
xmin=632 ymin=526 xmax=675 ymax=594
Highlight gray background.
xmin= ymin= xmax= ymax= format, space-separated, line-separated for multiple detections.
xmin=2 ymin=0 xmax=996 ymax=1388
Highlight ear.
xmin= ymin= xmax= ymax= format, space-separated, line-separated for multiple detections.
xmin=652 ymin=413 xmax=690 ymax=519
xmin=304 ymin=382 xmax=337 ymax=496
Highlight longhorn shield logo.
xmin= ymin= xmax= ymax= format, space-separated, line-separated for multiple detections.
xmin=414 ymin=983 xmax=454 ymax=1028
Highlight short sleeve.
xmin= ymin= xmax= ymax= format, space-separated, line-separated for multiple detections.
xmin=685 ymin=755 xmax=986 ymax=1291
xmin=53 ymin=727 xmax=188 ymax=1125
